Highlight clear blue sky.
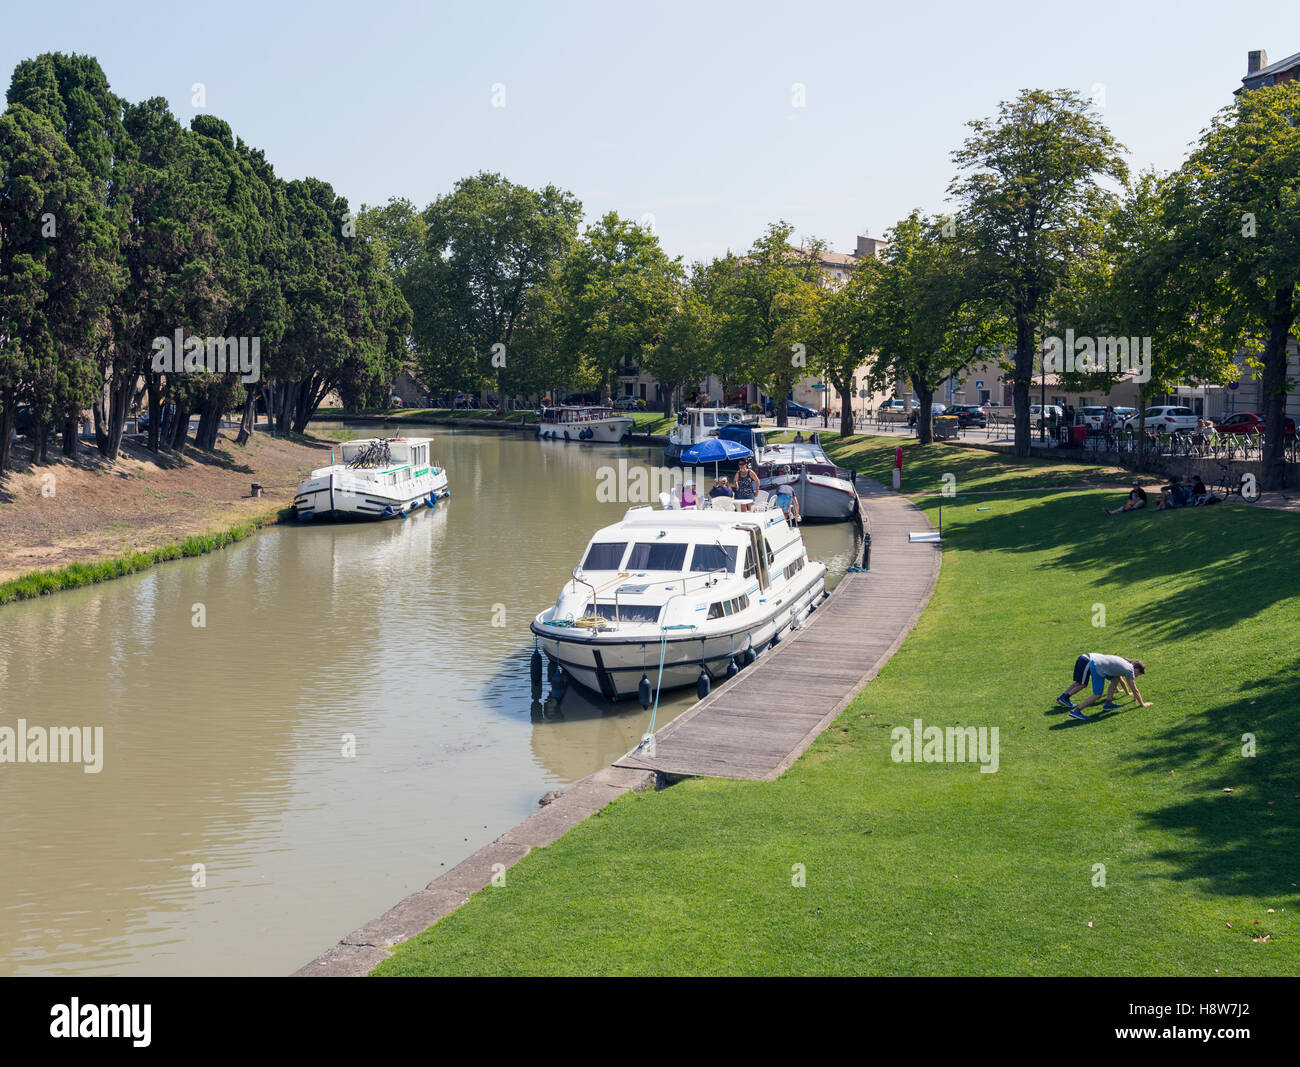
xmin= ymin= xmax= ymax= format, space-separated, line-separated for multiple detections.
xmin=3 ymin=1 xmax=1295 ymax=261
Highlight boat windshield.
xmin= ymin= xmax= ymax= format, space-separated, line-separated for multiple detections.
xmin=582 ymin=542 xmax=627 ymax=570
xmin=689 ymin=544 xmax=738 ymax=573
xmin=625 ymin=542 xmax=689 ymax=571
xmin=584 ymin=603 xmax=663 ymax=624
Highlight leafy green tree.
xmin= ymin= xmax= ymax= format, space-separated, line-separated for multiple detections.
xmin=851 ymin=210 xmax=1009 ymax=444
xmin=6 ymin=52 xmax=129 ymax=458
xmin=713 ymin=222 xmax=823 ymax=427
xmin=422 ymin=172 xmax=581 ymax=408
xmin=556 ymin=212 xmax=683 ymax=403
xmin=949 ymin=89 xmax=1128 ymax=456
xmin=0 ymin=104 xmax=118 ymax=472
xmin=1161 ymin=82 xmax=1300 ymax=489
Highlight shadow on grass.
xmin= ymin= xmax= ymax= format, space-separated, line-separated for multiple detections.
xmin=929 ymin=490 xmax=1300 ymax=644
xmin=1120 ymin=659 xmax=1300 ymax=903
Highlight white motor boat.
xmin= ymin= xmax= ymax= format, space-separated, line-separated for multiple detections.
xmin=530 ymin=495 xmax=828 ymax=701
xmin=664 ymin=406 xmax=754 ymax=462
xmin=294 ymin=436 xmax=449 ymax=520
xmin=536 ymin=405 xmax=633 ymax=443
xmin=753 ymin=438 xmax=859 ymax=523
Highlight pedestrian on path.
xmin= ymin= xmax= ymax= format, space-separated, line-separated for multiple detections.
xmin=1056 ymin=653 xmax=1151 ymax=720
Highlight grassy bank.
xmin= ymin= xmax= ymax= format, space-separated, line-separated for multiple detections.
xmin=375 ymin=435 xmax=1299 ymax=976
xmin=0 ymin=507 xmax=292 ymax=605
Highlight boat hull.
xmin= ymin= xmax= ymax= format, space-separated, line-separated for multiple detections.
xmin=761 ymin=473 xmax=857 ymax=522
xmin=530 ymin=566 xmax=827 ymax=700
xmin=536 ymin=417 xmax=633 ymax=444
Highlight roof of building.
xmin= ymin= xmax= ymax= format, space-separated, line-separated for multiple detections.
xmin=1239 ymin=50 xmax=1300 ymax=92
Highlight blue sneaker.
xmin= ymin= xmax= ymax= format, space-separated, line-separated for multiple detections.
xmin=1068 ymin=708 xmax=1091 ymax=721
xmin=1056 ymin=695 xmax=1075 ymax=709
xmin=1102 ymin=701 xmax=1121 ymax=712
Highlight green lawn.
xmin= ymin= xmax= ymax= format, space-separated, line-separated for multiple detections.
xmin=374 ymin=436 xmax=1299 ymax=976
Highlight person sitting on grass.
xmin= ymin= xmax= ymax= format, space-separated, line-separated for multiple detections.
xmin=1104 ymin=484 xmax=1148 ymax=515
xmin=1155 ymin=475 xmax=1193 ymax=510
xmin=1056 ymin=653 xmax=1152 ymax=720
xmin=1190 ymin=474 xmax=1215 ymax=506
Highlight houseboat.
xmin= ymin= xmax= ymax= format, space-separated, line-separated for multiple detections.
xmin=717 ymin=425 xmax=858 ymax=522
xmin=530 ymin=497 xmax=828 ymax=700
xmin=536 ymin=405 xmax=634 ymax=443
xmin=664 ymin=406 xmax=754 ymax=463
xmin=293 ymin=436 xmax=449 ymax=520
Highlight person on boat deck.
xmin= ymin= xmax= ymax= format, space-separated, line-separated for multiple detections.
xmin=681 ymin=480 xmax=699 ymax=508
xmin=709 ymin=477 xmax=734 ymax=499
xmin=793 ymin=431 xmax=805 ymax=443
xmin=774 ymin=483 xmax=801 ymax=523
xmin=733 ymin=459 xmax=760 ymax=503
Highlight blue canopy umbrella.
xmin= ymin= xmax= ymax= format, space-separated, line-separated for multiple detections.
xmin=681 ymin=437 xmax=754 ymax=483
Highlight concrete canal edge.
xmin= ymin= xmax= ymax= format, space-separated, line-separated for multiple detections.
xmin=293 ymin=473 xmax=937 ymax=978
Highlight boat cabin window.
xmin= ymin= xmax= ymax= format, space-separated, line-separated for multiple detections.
xmin=743 ymin=546 xmax=757 ymax=579
xmin=702 ymin=413 xmax=715 ymax=428
xmin=585 ymin=603 xmax=662 ymax=625
xmin=582 ymin=542 xmax=627 ymax=570
xmin=764 ymin=538 xmax=776 ymax=565
xmin=706 ymin=593 xmax=750 ymax=620
xmin=625 ymin=542 xmax=688 ymax=571
xmin=689 ymin=544 xmax=738 ymax=573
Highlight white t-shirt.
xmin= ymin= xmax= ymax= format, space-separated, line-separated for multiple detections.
xmin=1087 ymin=653 xmax=1135 ymax=681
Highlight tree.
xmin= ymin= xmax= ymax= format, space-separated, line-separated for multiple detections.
xmin=0 ymin=104 xmax=118 ymax=473
xmin=713 ymin=222 xmax=823 ymax=428
xmin=556 ymin=212 xmax=683 ymax=403
xmin=6 ymin=53 xmax=129 ymax=459
xmin=1162 ymin=82 xmax=1300 ymax=490
xmin=422 ymin=172 xmax=581 ymax=408
xmin=950 ymin=89 xmax=1128 ymax=456
xmin=851 ymin=211 xmax=1009 ymax=444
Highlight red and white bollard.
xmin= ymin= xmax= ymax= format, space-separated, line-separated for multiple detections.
xmin=893 ymin=445 xmax=902 ymax=490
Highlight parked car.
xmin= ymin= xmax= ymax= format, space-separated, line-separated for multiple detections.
xmin=948 ymin=403 xmax=988 ymax=428
xmin=1215 ymin=411 xmax=1297 ymax=438
xmin=1123 ymin=406 xmax=1199 ymax=433
xmin=763 ymin=399 xmax=818 ymax=419
xmin=879 ymin=398 xmax=908 ymax=413
xmin=1029 ymin=404 xmax=1064 ymax=422
xmin=612 ymin=395 xmax=645 ymax=411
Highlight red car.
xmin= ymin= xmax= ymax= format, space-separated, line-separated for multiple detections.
xmin=1215 ymin=411 xmax=1297 ymax=438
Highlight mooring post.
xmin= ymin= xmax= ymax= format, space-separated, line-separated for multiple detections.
xmin=861 ymin=530 xmax=872 ymax=571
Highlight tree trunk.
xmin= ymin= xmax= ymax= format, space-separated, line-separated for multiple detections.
xmin=93 ymin=395 xmax=109 ymax=455
xmin=33 ymin=421 xmax=50 ymax=464
xmin=776 ymin=390 xmax=789 ymax=429
xmin=1260 ymin=286 xmax=1294 ymax=492
xmin=915 ymin=380 xmax=935 ymax=445
xmin=146 ymin=377 xmax=161 ymax=453
xmin=63 ymin=413 xmax=79 ymax=459
xmin=169 ymin=400 xmax=190 ymax=450
xmin=1013 ymin=310 xmax=1034 ymax=458
xmin=235 ymin=392 xmax=256 ymax=445
xmin=0 ymin=398 xmax=14 ymax=475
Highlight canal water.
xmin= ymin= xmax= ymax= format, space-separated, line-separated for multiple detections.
xmin=0 ymin=429 xmax=857 ymax=976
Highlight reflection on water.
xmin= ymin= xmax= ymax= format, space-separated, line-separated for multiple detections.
xmin=0 ymin=430 xmax=856 ymax=975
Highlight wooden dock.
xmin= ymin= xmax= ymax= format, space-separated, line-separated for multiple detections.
xmin=615 ymin=476 xmax=941 ymax=781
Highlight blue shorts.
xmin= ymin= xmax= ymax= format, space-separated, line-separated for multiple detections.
xmin=1073 ymin=655 xmax=1106 ymax=695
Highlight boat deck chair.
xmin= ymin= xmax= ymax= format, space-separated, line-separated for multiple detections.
xmin=753 ymin=489 xmax=770 ymax=509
